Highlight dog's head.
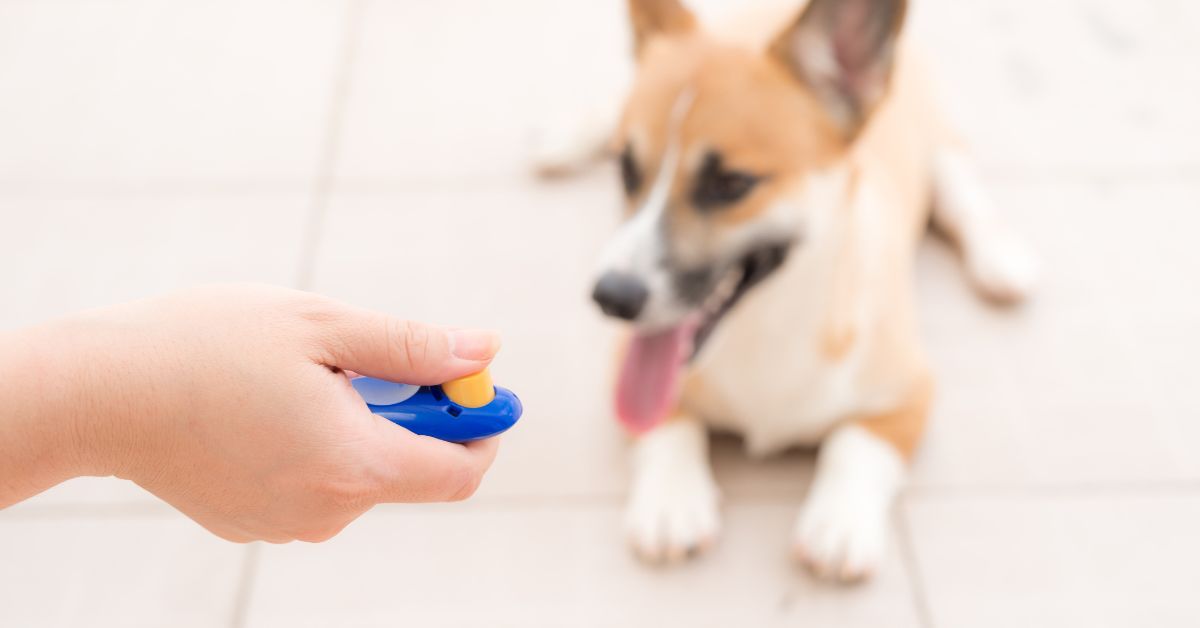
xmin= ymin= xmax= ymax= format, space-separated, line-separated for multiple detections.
xmin=595 ymin=0 xmax=907 ymax=431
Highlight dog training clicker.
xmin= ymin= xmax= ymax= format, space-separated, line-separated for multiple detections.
xmin=351 ymin=369 xmax=522 ymax=443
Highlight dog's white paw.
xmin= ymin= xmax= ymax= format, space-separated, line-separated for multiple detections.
xmin=624 ymin=422 xmax=720 ymax=563
xmin=966 ymin=229 xmax=1040 ymax=304
xmin=528 ymin=109 xmax=609 ymax=177
xmin=793 ymin=425 xmax=903 ymax=583
xmin=792 ymin=491 xmax=888 ymax=583
xmin=625 ymin=465 xmax=720 ymax=563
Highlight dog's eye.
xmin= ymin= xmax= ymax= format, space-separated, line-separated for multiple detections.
xmin=692 ymin=153 xmax=760 ymax=210
xmin=620 ymin=145 xmax=642 ymax=197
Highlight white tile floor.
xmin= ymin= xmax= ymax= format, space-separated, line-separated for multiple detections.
xmin=1 ymin=1 xmax=1198 ymax=626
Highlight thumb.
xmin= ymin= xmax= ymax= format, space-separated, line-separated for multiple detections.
xmin=320 ymin=304 xmax=500 ymax=385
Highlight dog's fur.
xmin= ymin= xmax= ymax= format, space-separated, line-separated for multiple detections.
xmin=536 ymin=0 xmax=1037 ymax=581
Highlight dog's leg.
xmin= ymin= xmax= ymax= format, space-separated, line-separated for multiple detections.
xmin=625 ymin=417 xmax=721 ymax=563
xmin=529 ymin=94 xmax=622 ymax=177
xmin=931 ymin=148 xmax=1039 ymax=303
xmin=793 ymin=376 xmax=930 ymax=582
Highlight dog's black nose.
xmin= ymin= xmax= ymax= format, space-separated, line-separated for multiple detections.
xmin=592 ymin=271 xmax=649 ymax=321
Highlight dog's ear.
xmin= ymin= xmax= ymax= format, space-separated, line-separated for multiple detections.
xmin=769 ymin=0 xmax=907 ymax=139
xmin=627 ymin=0 xmax=696 ymax=58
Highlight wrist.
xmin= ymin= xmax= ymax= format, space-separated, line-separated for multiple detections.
xmin=0 ymin=322 xmax=96 ymax=505
xmin=44 ymin=311 xmax=166 ymax=481
xmin=0 ymin=311 xmax=161 ymax=494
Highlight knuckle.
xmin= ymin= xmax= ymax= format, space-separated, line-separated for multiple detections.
xmin=293 ymin=295 xmax=344 ymax=341
xmin=396 ymin=319 xmax=432 ymax=372
xmin=277 ymin=292 xmax=347 ymax=361
xmin=315 ymin=477 xmax=370 ymax=511
xmin=295 ymin=294 xmax=342 ymax=327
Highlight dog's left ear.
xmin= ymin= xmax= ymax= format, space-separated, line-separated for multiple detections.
xmin=769 ymin=0 xmax=907 ymax=140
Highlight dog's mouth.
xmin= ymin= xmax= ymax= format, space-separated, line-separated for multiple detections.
xmin=615 ymin=240 xmax=794 ymax=433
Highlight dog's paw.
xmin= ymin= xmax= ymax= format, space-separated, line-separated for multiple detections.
xmin=966 ymin=229 xmax=1040 ymax=304
xmin=792 ymin=493 xmax=888 ymax=583
xmin=624 ymin=459 xmax=720 ymax=563
xmin=528 ymin=110 xmax=608 ymax=178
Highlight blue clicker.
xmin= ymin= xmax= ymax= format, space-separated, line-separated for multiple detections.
xmin=351 ymin=369 xmax=522 ymax=443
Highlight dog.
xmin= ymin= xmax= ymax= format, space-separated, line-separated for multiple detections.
xmin=536 ymin=0 xmax=1038 ymax=581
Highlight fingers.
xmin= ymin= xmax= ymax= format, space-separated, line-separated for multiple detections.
xmin=371 ymin=422 xmax=500 ymax=503
xmin=320 ymin=304 xmax=500 ymax=385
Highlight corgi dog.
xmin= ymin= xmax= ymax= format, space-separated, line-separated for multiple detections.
xmin=537 ymin=0 xmax=1038 ymax=581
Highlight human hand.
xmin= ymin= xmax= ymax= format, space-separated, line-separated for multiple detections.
xmin=0 ymin=284 xmax=502 ymax=542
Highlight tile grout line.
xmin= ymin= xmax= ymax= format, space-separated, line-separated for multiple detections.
xmin=317 ymin=167 xmax=1200 ymax=196
xmin=229 ymin=544 xmax=262 ymax=628
xmin=905 ymin=478 xmax=1200 ymax=500
xmin=294 ymin=0 xmax=367 ymax=292
xmin=226 ymin=3 xmax=366 ymax=627
xmin=894 ymin=504 xmax=936 ymax=628
xmin=3 ymin=165 xmax=1199 ymax=200
xmin=8 ymin=478 xmax=1200 ymax=523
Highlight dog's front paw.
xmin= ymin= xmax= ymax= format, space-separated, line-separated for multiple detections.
xmin=966 ymin=229 xmax=1040 ymax=304
xmin=528 ymin=108 xmax=609 ymax=178
xmin=624 ymin=459 xmax=720 ymax=563
xmin=792 ymin=493 xmax=888 ymax=583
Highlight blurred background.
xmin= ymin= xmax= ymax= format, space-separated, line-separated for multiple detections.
xmin=1 ymin=0 xmax=1198 ymax=626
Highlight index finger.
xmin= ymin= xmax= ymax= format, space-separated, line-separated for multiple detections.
xmin=370 ymin=421 xmax=500 ymax=503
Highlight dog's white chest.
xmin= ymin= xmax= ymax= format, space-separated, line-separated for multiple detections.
xmin=683 ymin=263 xmax=872 ymax=457
xmin=690 ymin=347 xmax=865 ymax=456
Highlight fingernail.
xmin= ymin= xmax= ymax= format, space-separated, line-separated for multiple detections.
xmin=450 ymin=329 xmax=501 ymax=361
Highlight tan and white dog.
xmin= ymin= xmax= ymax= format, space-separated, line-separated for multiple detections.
xmin=538 ymin=0 xmax=1037 ymax=581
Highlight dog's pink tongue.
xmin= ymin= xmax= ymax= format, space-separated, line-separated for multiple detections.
xmin=616 ymin=321 xmax=696 ymax=433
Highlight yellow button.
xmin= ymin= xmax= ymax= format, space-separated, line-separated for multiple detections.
xmin=442 ymin=369 xmax=495 ymax=409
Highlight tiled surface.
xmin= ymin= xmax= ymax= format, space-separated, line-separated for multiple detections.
xmin=0 ymin=514 xmax=245 ymax=628
xmin=333 ymin=0 xmax=631 ymax=184
xmin=243 ymin=501 xmax=921 ymax=628
xmin=0 ymin=195 xmax=310 ymax=330
xmin=911 ymin=181 xmax=1200 ymax=488
xmin=0 ymin=0 xmax=348 ymax=191
xmin=904 ymin=493 xmax=1200 ymax=628
xmin=2 ymin=0 xmax=1200 ymax=626
xmin=912 ymin=0 xmax=1200 ymax=175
